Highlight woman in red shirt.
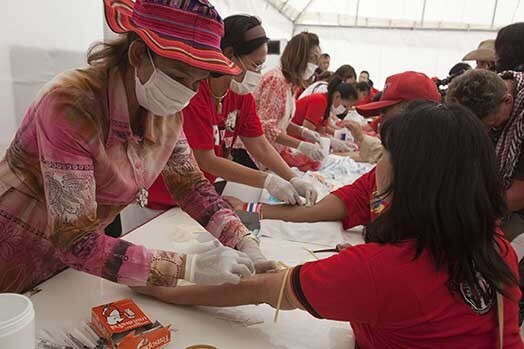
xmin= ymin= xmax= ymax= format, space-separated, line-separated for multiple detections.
xmin=135 ymin=101 xmax=522 ymax=348
xmin=148 ymin=15 xmax=318 ymax=209
xmin=291 ymin=77 xmax=358 ymax=152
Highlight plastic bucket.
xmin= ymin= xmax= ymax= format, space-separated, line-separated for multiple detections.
xmin=0 ymin=293 xmax=35 ymax=349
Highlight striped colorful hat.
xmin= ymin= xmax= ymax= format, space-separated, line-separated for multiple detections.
xmin=104 ymin=0 xmax=241 ymax=75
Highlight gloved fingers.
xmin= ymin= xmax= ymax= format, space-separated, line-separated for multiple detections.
xmin=254 ymin=260 xmax=279 ymax=274
xmin=221 ymin=272 xmax=241 ymax=285
xmin=236 ymin=255 xmax=256 ymax=274
xmin=308 ymin=188 xmax=318 ymax=205
xmin=184 ymin=239 xmax=221 ymax=254
xmin=231 ymin=263 xmax=255 ymax=279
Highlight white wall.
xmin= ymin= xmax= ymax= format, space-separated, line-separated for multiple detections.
xmin=212 ymin=0 xmax=294 ymax=40
xmin=1 ymin=1 xmax=104 ymax=155
xmin=296 ymin=24 xmax=495 ymax=88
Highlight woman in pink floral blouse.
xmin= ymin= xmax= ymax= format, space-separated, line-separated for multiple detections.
xmin=253 ymin=32 xmax=325 ymax=170
xmin=0 ymin=0 xmax=273 ymax=293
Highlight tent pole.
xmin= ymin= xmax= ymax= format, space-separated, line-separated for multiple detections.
xmin=420 ymin=0 xmax=427 ymax=27
xmin=491 ymin=0 xmax=498 ymax=29
xmin=293 ymin=0 xmax=315 ymax=23
xmin=355 ymin=0 xmax=360 ymax=26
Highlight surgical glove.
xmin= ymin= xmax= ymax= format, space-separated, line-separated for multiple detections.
xmin=264 ymin=174 xmax=301 ymax=205
xmin=300 ymin=127 xmax=321 ymax=143
xmin=330 ymin=138 xmax=353 ymax=152
xmin=184 ymin=242 xmax=255 ymax=285
xmin=290 ymin=177 xmax=318 ymax=205
xmin=297 ymin=141 xmax=325 ymax=161
xmin=236 ymin=235 xmax=278 ymax=273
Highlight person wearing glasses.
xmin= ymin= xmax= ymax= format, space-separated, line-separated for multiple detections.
xmin=148 ymin=15 xmax=318 ymax=210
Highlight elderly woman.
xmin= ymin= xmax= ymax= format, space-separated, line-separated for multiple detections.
xmin=0 ymin=0 xmax=272 ymax=293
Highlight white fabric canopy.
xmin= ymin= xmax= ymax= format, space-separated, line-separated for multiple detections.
xmin=266 ymin=0 xmax=524 ymax=30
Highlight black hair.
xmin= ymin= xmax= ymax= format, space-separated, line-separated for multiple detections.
xmin=368 ymin=79 xmax=374 ymax=87
xmin=334 ymin=65 xmax=357 ymax=81
xmin=372 ymin=91 xmax=382 ymax=102
xmin=221 ymin=15 xmax=269 ymax=57
xmin=449 ymin=62 xmax=472 ymax=76
xmin=366 ymin=100 xmax=517 ymax=300
xmin=495 ymin=22 xmax=524 ymax=72
xmin=324 ymin=77 xmax=358 ymax=119
xmin=320 ymin=53 xmax=331 ymax=59
xmin=356 ymin=82 xmax=371 ymax=93
xmin=360 ymin=70 xmax=370 ymax=76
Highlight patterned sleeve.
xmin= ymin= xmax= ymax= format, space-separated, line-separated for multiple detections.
xmin=161 ymin=131 xmax=251 ymax=248
xmin=253 ymin=74 xmax=288 ymax=143
xmin=36 ymin=90 xmax=184 ymax=287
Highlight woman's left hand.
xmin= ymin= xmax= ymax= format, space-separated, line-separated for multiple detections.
xmin=290 ymin=177 xmax=318 ymax=205
xmin=236 ymin=236 xmax=278 ymax=273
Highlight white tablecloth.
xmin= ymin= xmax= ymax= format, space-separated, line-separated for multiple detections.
xmin=31 ymin=208 xmax=357 ymax=349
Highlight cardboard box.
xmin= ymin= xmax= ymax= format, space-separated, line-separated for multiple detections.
xmin=91 ymin=299 xmax=171 ymax=349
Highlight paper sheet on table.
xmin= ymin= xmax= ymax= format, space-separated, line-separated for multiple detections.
xmin=197 ymin=305 xmax=265 ymax=327
xmin=260 ymin=219 xmax=364 ymax=247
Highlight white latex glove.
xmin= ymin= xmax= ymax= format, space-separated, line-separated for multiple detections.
xmin=290 ymin=177 xmax=318 ymax=205
xmin=236 ymin=236 xmax=278 ymax=273
xmin=330 ymin=138 xmax=353 ymax=153
xmin=264 ymin=174 xmax=301 ymax=205
xmin=297 ymin=141 xmax=325 ymax=161
xmin=184 ymin=241 xmax=255 ymax=285
xmin=300 ymin=126 xmax=321 ymax=144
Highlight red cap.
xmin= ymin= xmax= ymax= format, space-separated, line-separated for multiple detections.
xmin=356 ymin=71 xmax=442 ymax=117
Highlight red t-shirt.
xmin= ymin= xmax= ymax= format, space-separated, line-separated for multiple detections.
xmin=147 ymin=80 xmax=264 ymax=210
xmin=292 ymin=93 xmax=329 ymax=131
xmin=291 ymin=235 xmax=522 ymax=349
xmin=331 ymin=168 xmax=376 ymax=230
xmin=183 ymin=80 xmax=264 ymax=182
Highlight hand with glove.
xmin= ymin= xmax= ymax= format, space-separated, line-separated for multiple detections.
xmin=300 ymin=126 xmax=321 ymax=144
xmin=184 ymin=240 xmax=255 ymax=285
xmin=290 ymin=177 xmax=318 ymax=205
xmin=236 ymin=235 xmax=278 ymax=273
xmin=297 ymin=141 xmax=325 ymax=162
xmin=264 ymin=174 xmax=301 ymax=205
xmin=344 ymin=120 xmax=364 ymax=142
xmin=330 ymin=138 xmax=354 ymax=153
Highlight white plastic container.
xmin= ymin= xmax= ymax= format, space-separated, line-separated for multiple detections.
xmin=0 ymin=293 xmax=35 ymax=349
xmin=319 ymin=137 xmax=331 ymax=158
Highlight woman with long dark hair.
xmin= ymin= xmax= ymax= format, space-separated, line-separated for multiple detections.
xmin=135 ymin=101 xmax=522 ymax=348
xmin=290 ymin=77 xmax=358 ymax=152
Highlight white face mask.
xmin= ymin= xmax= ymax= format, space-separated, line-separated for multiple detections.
xmin=230 ymin=70 xmax=262 ymax=95
xmin=135 ymin=50 xmax=197 ymax=116
xmin=303 ymin=62 xmax=318 ymax=80
xmin=331 ymin=104 xmax=347 ymax=115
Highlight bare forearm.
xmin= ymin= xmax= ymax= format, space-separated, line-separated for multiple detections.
xmin=194 ymin=151 xmax=267 ymax=188
xmin=261 ymin=194 xmax=347 ymax=222
xmin=287 ymin=122 xmax=304 ymax=138
xmin=275 ymin=132 xmax=301 ymax=149
xmin=244 ymin=137 xmax=296 ymax=181
xmin=132 ymin=270 xmax=299 ymax=310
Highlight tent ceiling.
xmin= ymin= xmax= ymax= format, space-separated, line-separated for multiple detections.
xmin=265 ymin=0 xmax=523 ymax=31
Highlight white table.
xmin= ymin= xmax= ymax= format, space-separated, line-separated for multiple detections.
xmin=31 ymin=208 xmax=358 ymax=349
